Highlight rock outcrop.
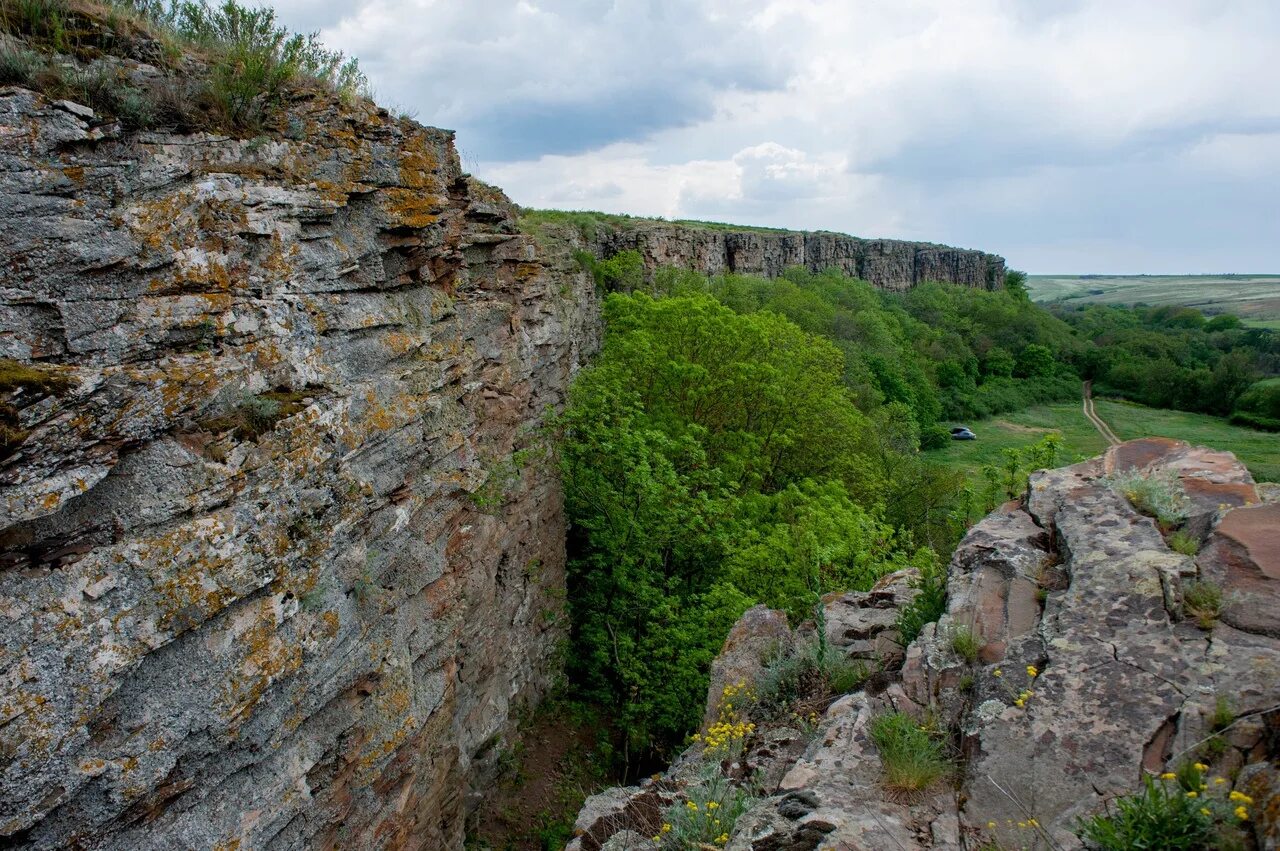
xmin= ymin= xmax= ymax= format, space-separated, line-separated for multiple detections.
xmin=0 ymin=85 xmax=598 ymax=849
xmin=571 ymin=439 xmax=1280 ymax=850
xmin=573 ymin=221 xmax=1005 ymax=292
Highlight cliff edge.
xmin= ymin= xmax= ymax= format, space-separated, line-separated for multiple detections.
xmin=0 ymin=83 xmax=599 ymax=848
xmin=570 ymin=439 xmax=1280 ymax=851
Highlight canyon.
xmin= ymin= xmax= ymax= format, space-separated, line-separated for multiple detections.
xmin=0 ymin=84 xmax=1004 ymax=849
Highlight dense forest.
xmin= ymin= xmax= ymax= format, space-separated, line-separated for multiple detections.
xmin=556 ymin=252 xmax=1280 ymax=757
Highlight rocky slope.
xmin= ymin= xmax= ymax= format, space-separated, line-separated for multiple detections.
xmin=0 ymin=85 xmax=599 ymax=849
xmin=570 ymin=439 xmax=1280 ymax=850
xmin=569 ymin=221 xmax=1005 ymax=292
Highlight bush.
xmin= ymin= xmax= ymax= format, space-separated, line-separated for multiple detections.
xmin=895 ymin=554 xmax=947 ymax=645
xmin=868 ymin=711 xmax=950 ymax=792
xmin=1107 ymin=469 xmax=1190 ymax=528
xmin=1078 ymin=765 xmax=1249 ymax=851
xmin=752 ymin=641 xmax=867 ymax=720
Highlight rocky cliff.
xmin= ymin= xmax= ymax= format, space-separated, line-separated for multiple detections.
xmin=570 ymin=219 xmax=1005 ymax=291
xmin=569 ymin=439 xmax=1280 ymax=851
xmin=0 ymin=85 xmax=599 ymax=849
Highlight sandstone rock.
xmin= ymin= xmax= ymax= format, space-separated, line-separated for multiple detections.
xmin=703 ymin=605 xmax=792 ymax=729
xmin=1199 ymin=502 xmax=1280 ymax=636
xmin=822 ymin=568 xmax=918 ymax=669
xmin=1239 ymin=761 xmax=1280 ymax=851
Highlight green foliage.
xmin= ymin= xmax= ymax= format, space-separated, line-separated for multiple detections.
xmin=950 ymin=625 xmax=980 ymax=664
xmin=1004 ymin=269 xmax=1029 ymax=300
xmin=751 ymin=641 xmax=868 ymax=720
xmin=1108 ymin=468 xmax=1190 ymax=527
xmin=1183 ymin=580 xmax=1222 ymax=630
xmin=1209 ymin=695 xmax=1235 ymax=733
xmin=1168 ymin=530 xmax=1200 ymax=556
xmin=558 ymin=293 xmax=930 ymax=752
xmin=1232 ymin=379 xmax=1280 ymax=432
xmin=656 ymin=762 xmax=755 ymax=849
xmin=1077 ymin=766 xmax=1248 ymax=851
xmin=868 ymin=711 xmax=951 ymax=792
xmin=894 ymin=552 xmax=947 ymax=645
xmin=0 ymin=0 xmax=367 ymax=132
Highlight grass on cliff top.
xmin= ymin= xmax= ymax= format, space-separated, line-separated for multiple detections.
xmin=518 ymin=207 xmax=804 ymax=240
xmin=924 ymin=398 xmax=1280 ymax=490
xmin=0 ymin=0 xmax=368 ymax=133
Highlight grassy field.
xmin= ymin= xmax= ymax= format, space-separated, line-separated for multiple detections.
xmin=924 ymin=398 xmax=1279 ymax=495
xmin=1026 ymin=274 xmax=1280 ymax=329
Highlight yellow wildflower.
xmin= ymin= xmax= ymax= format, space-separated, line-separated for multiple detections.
xmin=686 ymin=801 xmax=698 ymax=811
xmin=707 ymin=801 xmax=719 ymax=810
xmin=987 ymin=821 xmax=997 ymax=830
xmin=1186 ymin=791 xmax=1198 ymax=798
xmin=1026 ymin=665 xmax=1039 ymax=677
xmin=1193 ymin=762 xmax=1208 ymax=771
xmin=1229 ymin=791 xmax=1254 ymax=805
xmin=1160 ymin=772 xmax=1177 ymax=781
xmin=1236 ymin=806 xmax=1249 ymax=820
xmin=993 ymin=669 xmax=1003 ymax=677
xmin=1214 ymin=777 xmax=1227 ymax=785
xmin=1200 ymin=808 xmax=1212 ymax=817
xmin=1028 ymin=818 xmax=1038 ymax=828
xmin=661 ymin=824 xmax=672 ymax=834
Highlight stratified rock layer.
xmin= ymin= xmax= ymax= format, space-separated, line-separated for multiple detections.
xmin=0 ymin=86 xmax=598 ymax=849
xmin=581 ymin=222 xmax=1005 ymax=291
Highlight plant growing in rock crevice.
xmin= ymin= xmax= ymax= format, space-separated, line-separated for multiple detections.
xmin=1077 ymin=763 xmax=1250 ymax=850
xmin=1183 ymin=580 xmax=1223 ymax=630
xmin=1106 ymin=468 xmax=1190 ymax=528
xmin=868 ymin=711 xmax=951 ymax=793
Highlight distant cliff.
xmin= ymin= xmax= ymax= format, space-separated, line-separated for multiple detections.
xmin=525 ymin=212 xmax=1006 ymax=292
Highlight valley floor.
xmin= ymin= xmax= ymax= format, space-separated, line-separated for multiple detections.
xmin=926 ymin=399 xmax=1280 ymax=494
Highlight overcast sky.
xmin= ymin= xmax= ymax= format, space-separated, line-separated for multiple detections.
xmin=272 ymin=0 xmax=1279 ymax=274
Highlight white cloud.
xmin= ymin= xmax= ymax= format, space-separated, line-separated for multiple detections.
xmin=271 ymin=0 xmax=1280 ymax=272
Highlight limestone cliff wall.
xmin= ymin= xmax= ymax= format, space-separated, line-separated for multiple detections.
xmin=0 ymin=87 xmax=599 ymax=849
xmin=580 ymin=221 xmax=1005 ymax=291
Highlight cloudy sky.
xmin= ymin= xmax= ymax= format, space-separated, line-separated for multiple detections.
xmin=272 ymin=0 xmax=1279 ymax=273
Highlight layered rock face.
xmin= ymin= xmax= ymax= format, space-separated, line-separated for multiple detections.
xmin=0 ymin=87 xmax=598 ymax=849
xmin=570 ymin=439 xmax=1280 ymax=850
xmin=583 ymin=222 xmax=1005 ymax=291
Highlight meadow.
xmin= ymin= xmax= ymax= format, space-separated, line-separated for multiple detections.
xmin=926 ymin=398 xmax=1280 ymax=493
xmin=1027 ymin=274 xmax=1280 ymax=329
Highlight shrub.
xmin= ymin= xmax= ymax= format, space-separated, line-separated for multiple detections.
xmin=656 ymin=762 xmax=754 ymax=849
xmin=1107 ymin=468 xmax=1190 ymax=527
xmin=1183 ymin=580 xmax=1222 ymax=630
xmin=1168 ymin=530 xmax=1200 ymax=556
xmin=1078 ymin=765 xmax=1249 ymax=851
xmin=868 ymin=711 xmax=950 ymax=792
xmin=895 ymin=555 xmax=947 ymax=645
xmin=752 ymin=641 xmax=867 ymax=720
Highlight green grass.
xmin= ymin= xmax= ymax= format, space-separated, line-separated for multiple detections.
xmin=1096 ymin=399 xmax=1280 ymax=482
xmin=924 ymin=398 xmax=1279 ymax=495
xmin=1027 ymin=274 xmax=1280 ymax=326
xmin=868 ymin=711 xmax=951 ymax=792
xmin=924 ymin=401 xmax=1107 ymax=495
xmin=520 ymin=208 xmax=813 ymax=239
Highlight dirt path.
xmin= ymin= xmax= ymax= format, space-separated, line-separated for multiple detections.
xmin=1083 ymin=380 xmax=1121 ymax=446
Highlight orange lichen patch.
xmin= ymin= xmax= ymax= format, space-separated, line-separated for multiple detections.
xmin=397 ymin=141 xmax=439 ymax=190
xmin=61 ymin=165 xmax=86 ymax=183
xmin=379 ymin=189 xmax=443 ymax=230
xmin=514 ymin=263 xmax=540 ymax=283
xmin=219 ymin=597 xmax=304 ymax=724
xmin=382 ymin=331 xmax=424 ymax=357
